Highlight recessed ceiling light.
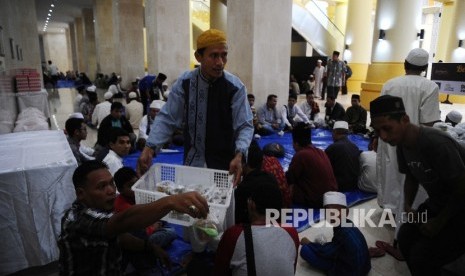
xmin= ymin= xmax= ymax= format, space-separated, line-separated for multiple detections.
xmin=47 ymin=17 xmax=49 ymax=20
xmin=49 ymin=9 xmax=52 ymax=12
xmin=51 ymin=4 xmax=54 ymax=7
xmin=48 ymin=13 xmax=51 ymax=16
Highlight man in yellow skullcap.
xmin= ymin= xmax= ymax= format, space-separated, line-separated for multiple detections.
xmin=138 ymin=29 xmax=253 ymax=187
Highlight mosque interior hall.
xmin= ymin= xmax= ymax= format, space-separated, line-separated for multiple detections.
xmin=1 ymin=0 xmax=465 ymax=275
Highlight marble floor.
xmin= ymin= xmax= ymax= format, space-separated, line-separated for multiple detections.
xmin=11 ymin=87 xmax=465 ymax=275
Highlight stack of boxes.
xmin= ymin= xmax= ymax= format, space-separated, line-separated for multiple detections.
xmin=14 ymin=68 xmax=42 ymax=92
xmin=0 ymin=73 xmax=14 ymax=94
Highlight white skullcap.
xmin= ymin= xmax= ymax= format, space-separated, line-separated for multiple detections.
xmin=108 ymin=85 xmax=118 ymax=95
xmin=333 ymin=121 xmax=349 ymax=130
xmin=104 ymin=91 xmax=113 ymax=100
xmin=117 ymin=75 xmax=122 ymax=79
xmin=128 ymin=92 xmax=137 ymax=99
xmin=446 ymin=110 xmax=462 ymax=124
xmin=405 ymin=48 xmax=429 ymax=67
xmin=136 ymin=76 xmax=141 ymax=80
xmin=310 ymin=74 xmax=314 ymax=77
xmin=69 ymin=112 xmax=84 ymax=119
xmin=323 ymin=191 xmax=347 ymax=207
xmin=162 ymin=82 xmax=168 ymax=87
xmin=150 ymin=100 xmax=165 ymax=110
xmin=317 ymin=59 xmax=322 ymax=63
xmin=86 ymin=85 xmax=97 ymax=92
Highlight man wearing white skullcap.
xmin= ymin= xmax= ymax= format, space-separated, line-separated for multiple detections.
xmin=300 ymin=191 xmax=371 ymax=275
xmin=92 ymin=91 xmax=113 ymax=129
xmin=445 ymin=110 xmax=462 ymax=127
xmin=325 ymin=121 xmax=361 ymax=191
xmin=125 ymin=91 xmax=143 ymax=131
xmin=313 ymin=59 xmax=325 ymax=99
xmin=137 ymin=100 xmax=166 ymax=149
xmin=375 ymin=48 xmax=440 ymax=255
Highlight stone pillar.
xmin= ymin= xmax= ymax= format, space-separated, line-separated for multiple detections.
xmin=145 ymin=0 xmax=190 ymax=83
xmin=74 ymin=17 xmax=85 ymax=73
xmin=112 ymin=0 xmax=145 ymax=88
xmin=82 ymin=8 xmax=97 ymax=79
xmin=227 ymin=0 xmax=292 ymax=108
xmin=334 ymin=1 xmax=348 ymax=35
xmin=94 ymin=0 xmax=115 ymax=75
xmin=343 ymin=0 xmax=374 ymax=94
xmin=360 ymin=0 xmax=423 ymax=109
xmin=66 ymin=28 xmax=74 ymax=72
xmin=210 ymin=0 xmax=227 ymax=32
xmin=69 ymin=23 xmax=78 ymax=71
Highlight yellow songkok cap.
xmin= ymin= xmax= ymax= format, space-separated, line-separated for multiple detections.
xmin=197 ymin=29 xmax=227 ymax=50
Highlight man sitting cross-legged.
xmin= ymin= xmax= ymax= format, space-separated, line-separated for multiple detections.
xmin=58 ymin=160 xmax=208 ymax=275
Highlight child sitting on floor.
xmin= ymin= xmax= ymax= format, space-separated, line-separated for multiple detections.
xmin=300 ymin=191 xmax=371 ymax=276
xmin=114 ymin=167 xmax=177 ymax=249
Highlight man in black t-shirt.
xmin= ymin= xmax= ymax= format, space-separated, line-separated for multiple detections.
xmin=370 ymin=95 xmax=465 ymax=276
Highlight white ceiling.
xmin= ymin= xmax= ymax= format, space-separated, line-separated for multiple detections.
xmin=35 ymin=0 xmax=93 ymax=33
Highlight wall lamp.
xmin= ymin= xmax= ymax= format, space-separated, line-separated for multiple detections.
xmin=345 ymin=44 xmax=349 ymax=50
xmin=417 ymin=29 xmax=425 ymax=40
xmin=379 ymin=29 xmax=386 ymax=40
xmin=459 ymin=40 xmax=463 ymax=48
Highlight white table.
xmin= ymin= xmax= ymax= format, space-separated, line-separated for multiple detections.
xmin=16 ymin=89 xmax=50 ymax=119
xmin=0 ymin=130 xmax=77 ymax=275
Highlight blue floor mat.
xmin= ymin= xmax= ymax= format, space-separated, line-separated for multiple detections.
xmin=123 ymin=130 xmax=375 ymax=236
xmin=290 ymin=189 xmax=377 ymax=232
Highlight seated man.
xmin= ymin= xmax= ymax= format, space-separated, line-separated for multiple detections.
xmin=257 ymin=94 xmax=285 ymax=136
xmin=282 ymin=94 xmax=311 ymax=130
xmin=286 ymin=123 xmax=338 ymax=207
xmin=324 ymin=95 xmax=346 ymax=128
xmin=358 ymin=135 xmax=378 ymax=193
xmin=300 ymin=192 xmax=371 ymax=275
xmin=96 ymin=102 xmax=136 ymax=160
xmin=325 ymin=121 xmax=361 ymax=191
xmin=137 ymin=100 xmax=165 ymax=149
xmin=370 ymin=95 xmax=465 ymax=275
xmin=214 ymin=171 xmax=299 ymax=276
xmin=103 ymin=128 xmax=131 ymax=175
xmin=58 ymin=160 xmax=208 ymax=275
xmin=65 ymin=117 xmax=91 ymax=165
xmin=445 ymin=110 xmax=462 ymax=127
xmin=345 ymin=94 xmax=368 ymax=134
xmin=300 ymin=91 xmax=320 ymax=122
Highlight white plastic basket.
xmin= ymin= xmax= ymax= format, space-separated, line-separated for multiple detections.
xmin=132 ymin=163 xmax=233 ymax=226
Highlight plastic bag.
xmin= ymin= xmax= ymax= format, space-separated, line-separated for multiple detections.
xmin=192 ymin=211 xmax=220 ymax=242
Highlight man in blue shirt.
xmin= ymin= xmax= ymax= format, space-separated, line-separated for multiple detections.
xmin=137 ymin=29 xmax=253 ymax=186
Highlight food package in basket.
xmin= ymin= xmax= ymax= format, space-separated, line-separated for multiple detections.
xmin=132 ymin=163 xmax=234 ymax=226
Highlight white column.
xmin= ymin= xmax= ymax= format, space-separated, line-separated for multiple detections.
xmin=94 ymin=0 xmax=115 ymax=75
xmin=343 ymin=0 xmax=374 ymax=93
xmin=371 ymin=0 xmax=423 ymax=63
xmin=210 ymin=0 xmax=227 ymax=32
xmin=437 ymin=0 xmax=465 ymax=62
xmin=227 ymin=0 xmax=293 ymax=108
xmin=74 ymin=17 xmax=85 ymax=72
xmin=145 ymin=0 xmax=190 ymax=83
xmin=69 ymin=22 xmax=78 ymax=71
xmin=82 ymin=8 xmax=97 ymax=78
xmin=112 ymin=0 xmax=145 ymax=87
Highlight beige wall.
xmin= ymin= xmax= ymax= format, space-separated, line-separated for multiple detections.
xmin=0 ymin=0 xmax=41 ymax=75
xmin=43 ymin=32 xmax=70 ymax=73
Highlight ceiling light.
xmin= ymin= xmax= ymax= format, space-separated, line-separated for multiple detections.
xmin=48 ymin=13 xmax=51 ymax=16
xmin=47 ymin=17 xmax=49 ymax=20
xmin=49 ymin=9 xmax=52 ymax=12
xmin=51 ymin=4 xmax=54 ymax=7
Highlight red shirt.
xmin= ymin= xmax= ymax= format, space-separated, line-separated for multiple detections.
xmin=286 ymin=145 xmax=338 ymax=207
xmin=114 ymin=195 xmax=155 ymax=235
xmin=262 ymin=156 xmax=291 ymax=208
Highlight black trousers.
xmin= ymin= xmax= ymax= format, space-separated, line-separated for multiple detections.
xmin=397 ymin=204 xmax=465 ymax=276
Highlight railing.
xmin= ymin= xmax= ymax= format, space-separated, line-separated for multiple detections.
xmin=295 ymin=0 xmax=345 ymax=43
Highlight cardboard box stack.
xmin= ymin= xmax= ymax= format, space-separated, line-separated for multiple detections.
xmin=14 ymin=68 xmax=42 ymax=92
